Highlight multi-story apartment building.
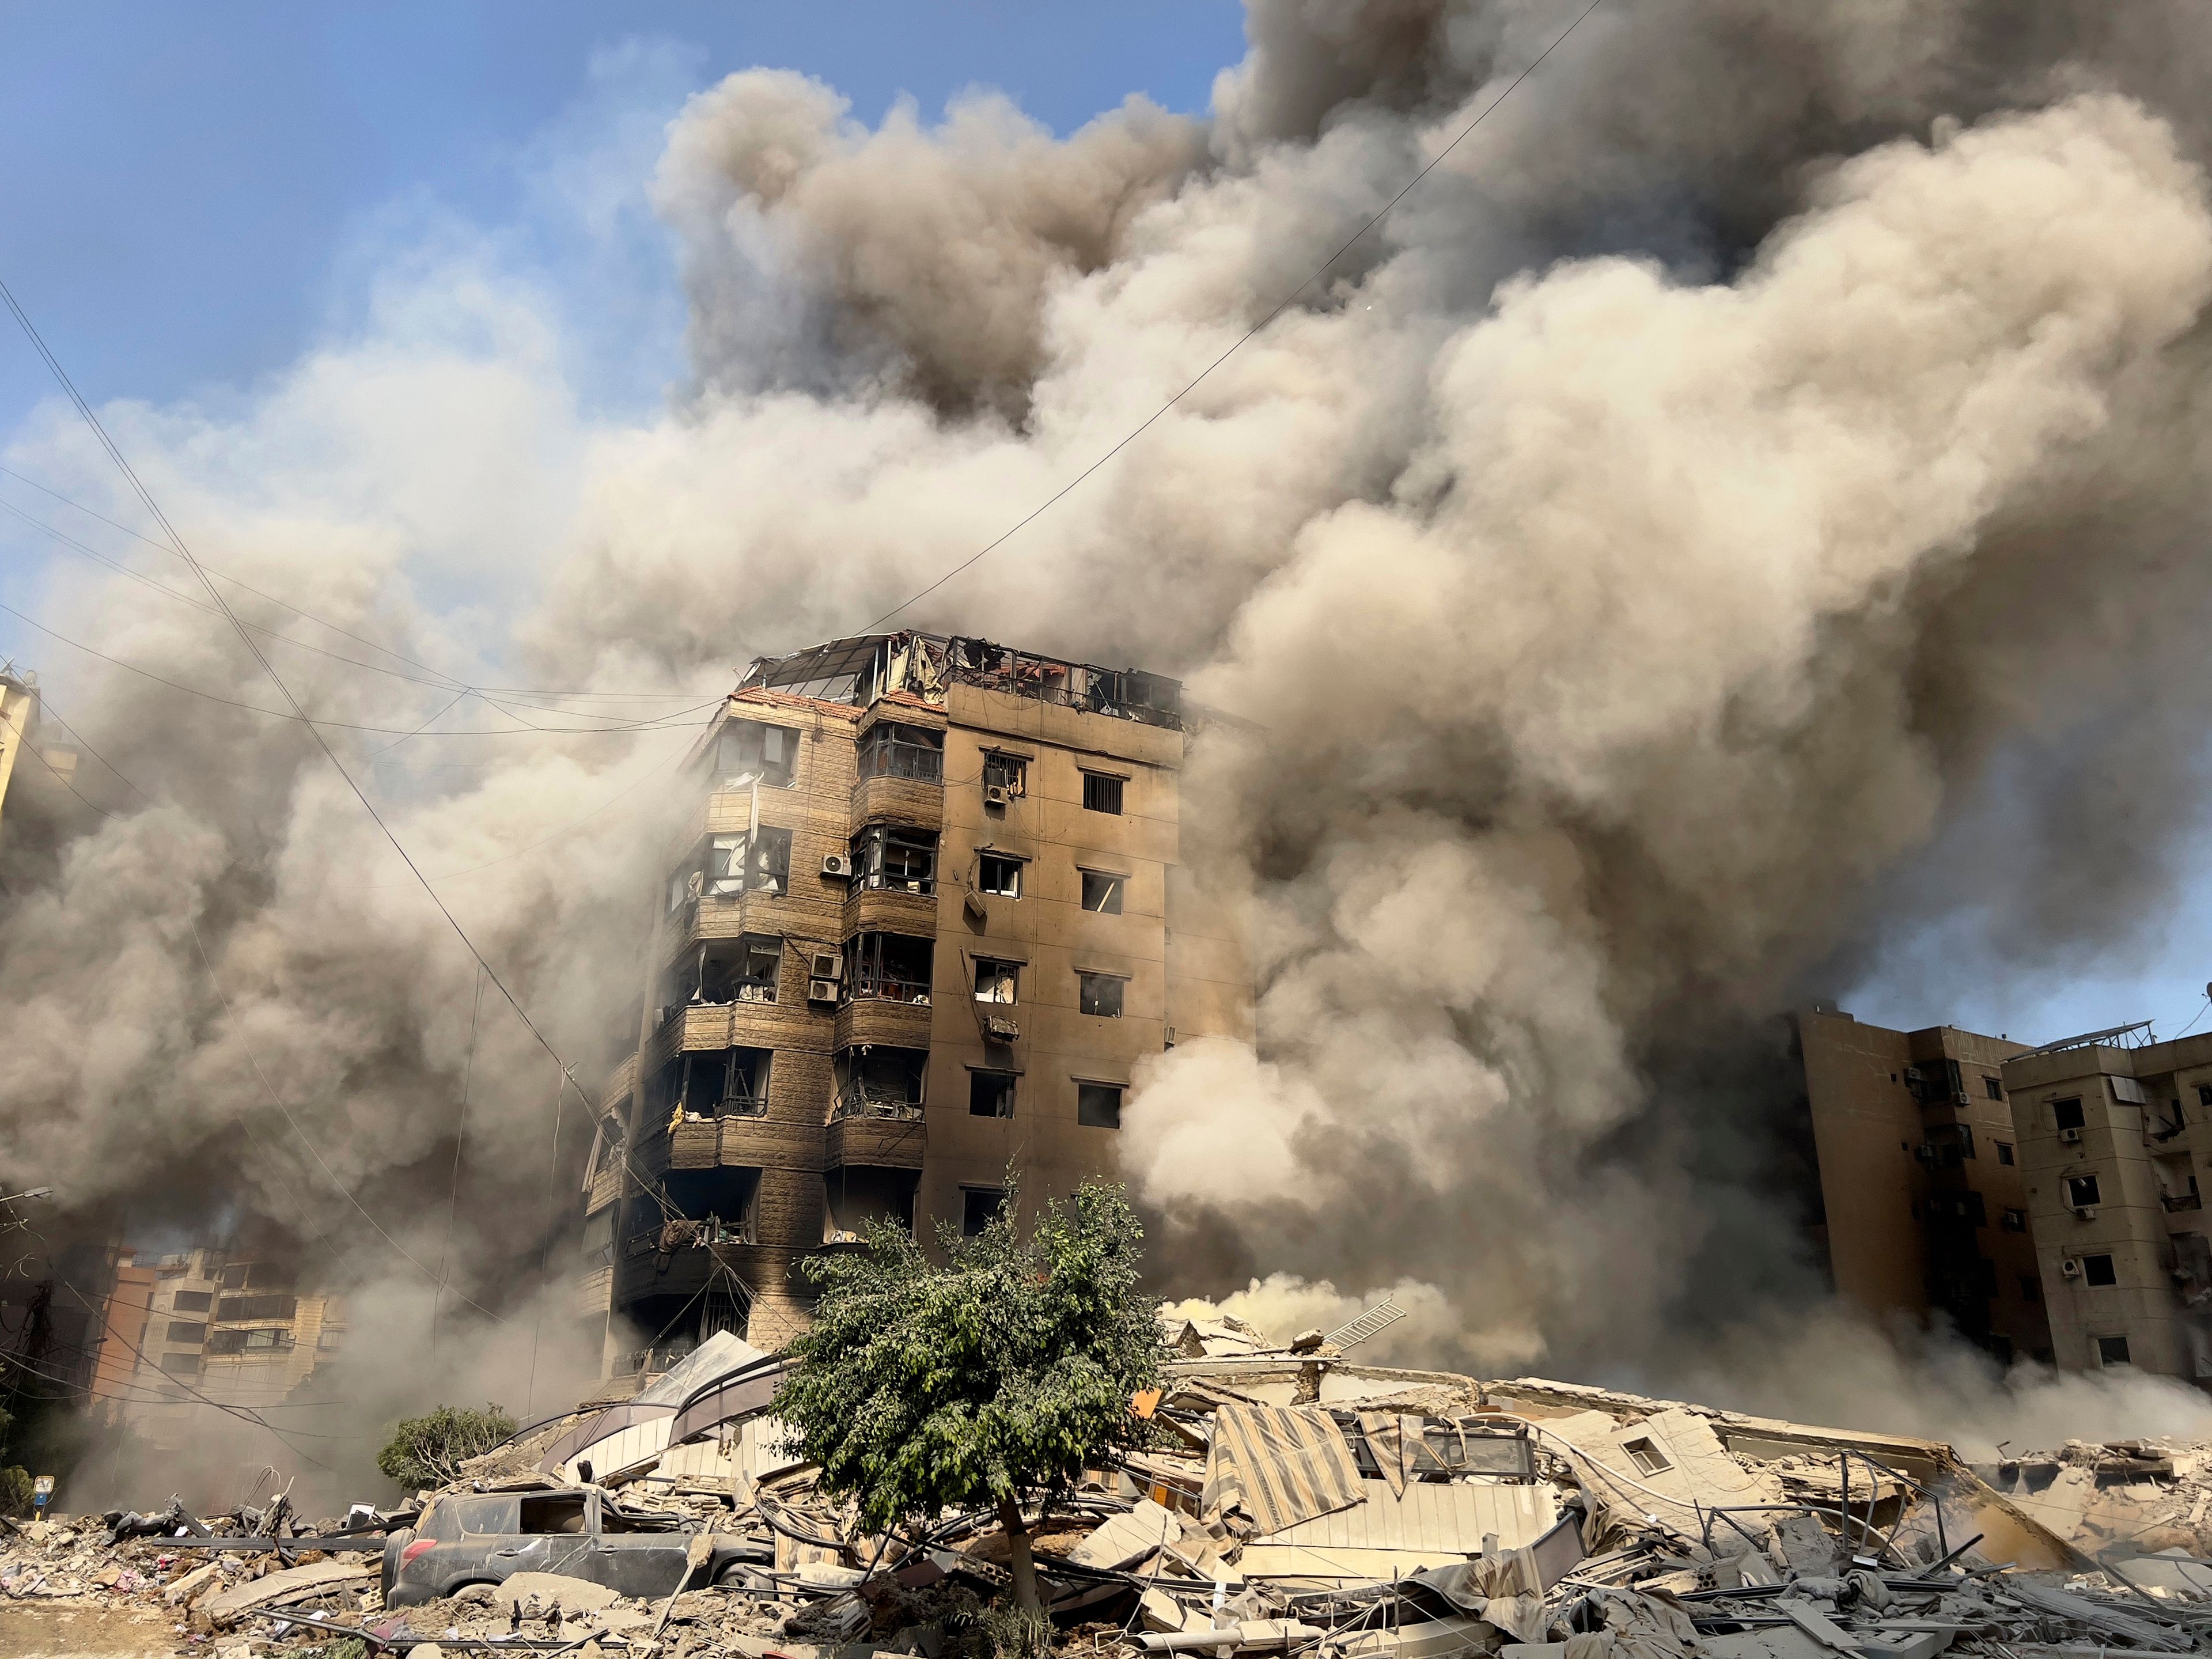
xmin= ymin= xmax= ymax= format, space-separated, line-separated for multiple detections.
xmin=2001 ymin=1025 xmax=2212 ymax=1383
xmin=1790 ymin=1005 xmax=2051 ymax=1363
xmin=575 ymin=632 xmax=1251 ymax=1366
xmin=116 ymin=1247 xmax=346 ymax=1452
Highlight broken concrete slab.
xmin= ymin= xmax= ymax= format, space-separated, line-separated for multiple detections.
xmin=494 ymin=1570 xmax=623 ymax=1613
xmin=198 ymin=1558 xmax=373 ymax=1623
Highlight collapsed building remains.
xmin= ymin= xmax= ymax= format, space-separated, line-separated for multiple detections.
xmin=17 ymin=1309 xmax=2212 ymax=1659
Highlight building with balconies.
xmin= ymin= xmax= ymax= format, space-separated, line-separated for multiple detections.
xmin=578 ymin=633 xmax=1252 ymax=1366
xmin=2001 ymin=1024 xmax=2212 ymax=1382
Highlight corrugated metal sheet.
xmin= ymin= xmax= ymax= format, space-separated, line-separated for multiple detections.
xmin=1241 ymin=1479 xmax=1555 ymax=1580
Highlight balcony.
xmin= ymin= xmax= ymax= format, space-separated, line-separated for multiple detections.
xmin=568 ymin=1266 xmax=613 ymax=1321
xmin=846 ymin=885 xmax=937 ymax=936
xmin=836 ymin=994 xmax=933 ymax=1050
xmin=851 ymin=772 xmax=944 ymax=831
xmin=2164 ymin=1193 xmax=2205 ymax=1213
xmin=585 ymin=1162 xmax=624 ymax=1215
xmin=827 ymin=1109 xmax=926 ymax=1172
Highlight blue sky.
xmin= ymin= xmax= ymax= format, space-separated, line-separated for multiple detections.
xmin=0 ymin=1 xmax=2204 ymax=1048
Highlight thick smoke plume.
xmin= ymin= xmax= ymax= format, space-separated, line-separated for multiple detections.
xmin=11 ymin=1 xmax=2212 ymax=1498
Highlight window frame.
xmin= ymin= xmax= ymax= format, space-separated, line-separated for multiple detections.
xmin=1077 ymin=970 xmax=1127 ymax=1018
xmin=977 ymin=853 xmax=1024 ymax=898
xmin=851 ymin=824 xmax=938 ymax=895
xmin=1081 ymin=770 xmax=1126 ymax=815
xmin=961 ymin=1186 xmax=1008 ymax=1237
xmin=2095 ymin=1334 xmax=2131 ymax=1367
xmin=973 ymin=956 xmax=1021 ymax=1005
xmin=982 ymin=752 xmax=1028 ymax=796
xmin=2053 ymin=1097 xmax=2085 ymax=1131
xmin=1079 ymin=869 xmax=1125 ymax=914
xmin=2066 ymin=1173 xmax=2103 ymax=1209
xmin=2082 ymin=1253 xmax=2118 ymax=1287
xmin=969 ymin=1070 xmax=1017 ymax=1119
xmin=858 ymin=722 xmax=945 ymax=783
xmin=713 ymin=718 xmax=797 ymax=789
xmin=1995 ymin=1140 xmax=2014 ymax=1166
xmin=1077 ymin=1080 xmax=1124 ymax=1129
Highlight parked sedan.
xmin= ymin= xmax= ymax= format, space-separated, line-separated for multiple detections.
xmin=381 ymin=1487 xmax=768 ymax=1606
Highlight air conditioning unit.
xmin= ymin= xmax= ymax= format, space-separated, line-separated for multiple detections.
xmin=1953 ymin=1090 xmax=1971 ymax=1105
xmin=807 ymin=979 xmax=839 ymax=1005
xmin=826 ymin=1229 xmax=862 ymax=1245
xmin=821 ymin=854 xmax=850 ymax=878
xmin=2059 ymin=1127 xmax=2082 ymax=1145
xmin=2074 ymin=1205 xmax=2099 ymax=1221
xmin=2061 ymin=1257 xmax=2082 ymax=1279
xmin=963 ymin=890 xmax=988 ymax=925
xmin=809 ymin=949 xmax=842 ymax=981
xmin=983 ymin=1013 xmax=1020 ymax=1043
xmin=984 ymin=783 xmax=1010 ymax=807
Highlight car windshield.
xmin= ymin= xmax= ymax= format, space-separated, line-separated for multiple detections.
xmin=452 ymin=1497 xmax=520 ymax=1535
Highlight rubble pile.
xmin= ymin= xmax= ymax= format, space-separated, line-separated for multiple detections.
xmin=14 ymin=1319 xmax=2212 ymax=1657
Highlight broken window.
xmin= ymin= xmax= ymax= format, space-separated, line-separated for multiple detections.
xmin=580 ymin=1210 xmax=614 ymax=1269
xmin=858 ymin=722 xmax=944 ymax=783
xmin=318 ymin=1328 xmax=344 ymax=1350
xmin=241 ymin=1328 xmax=294 ymax=1353
xmin=2199 ymin=1084 xmax=2212 ymax=1109
xmin=160 ymin=1354 xmax=202 ymax=1377
xmin=1925 ymin=1123 xmax=1975 ymax=1166
xmin=1620 ymin=1436 xmax=1672 ymax=1476
xmin=660 ymin=1168 xmax=761 ymax=1244
xmin=714 ymin=719 xmax=797 ymax=789
xmin=1996 ymin=1140 xmax=2014 ymax=1165
xmin=215 ymin=1294 xmax=296 ymax=1323
xmin=2021 ymin=1274 xmax=2041 ymax=1303
xmin=171 ymin=1290 xmax=211 ymax=1313
xmin=676 ymin=1048 xmax=770 ymax=1119
xmin=1081 ymin=771 xmax=1124 ymax=814
xmin=851 ymin=825 xmax=938 ymax=894
xmin=1077 ymin=1081 xmax=1123 ymax=1129
xmin=1984 ymin=1075 xmax=2003 ymax=1100
xmin=978 ymin=853 xmax=1023 ymax=897
xmin=846 ymin=933 xmax=933 ymax=1003
xmin=742 ymin=827 xmax=792 ymax=895
xmin=835 ymin=1047 xmax=927 ymax=1118
xmin=2096 ymin=1334 xmax=2132 ymax=1366
xmin=962 ymin=1187 xmax=1007 ymax=1236
xmin=2003 ymin=1207 xmax=2028 ymax=1232
xmin=220 ymin=1264 xmax=249 ymax=1289
xmin=2054 ymin=1097 xmax=2085 ymax=1131
xmin=974 ymin=957 xmax=1020 ymax=1005
xmin=165 ymin=1321 xmax=206 ymax=1344
xmin=983 ymin=752 xmax=1027 ymax=796
xmin=2067 ymin=1173 xmax=2102 ymax=1208
xmin=1078 ymin=971 xmax=1126 ymax=1017
xmin=2083 ymin=1253 xmax=2118 ymax=1286
xmin=706 ymin=834 xmax=744 ymax=897
xmin=518 ymin=1495 xmax=590 ymax=1535
xmin=685 ymin=935 xmax=781 ymax=1005
xmin=970 ymin=1071 xmax=1016 ymax=1118
xmin=1080 ymin=870 xmax=1124 ymax=914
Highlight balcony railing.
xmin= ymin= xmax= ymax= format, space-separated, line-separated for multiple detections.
xmin=847 ymin=975 xmax=931 ymax=1005
xmin=834 ymin=1092 xmax=925 ymax=1122
xmin=2164 ymin=1193 xmax=2204 ymax=1213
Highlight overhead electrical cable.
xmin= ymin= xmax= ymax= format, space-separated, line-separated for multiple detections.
xmin=855 ymin=0 xmax=1606 ymax=635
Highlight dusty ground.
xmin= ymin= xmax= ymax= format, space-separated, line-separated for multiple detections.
xmin=0 ymin=1601 xmax=180 ymax=1658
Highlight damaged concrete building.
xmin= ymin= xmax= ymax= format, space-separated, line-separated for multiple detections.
xmin=2000 ymin=1023 xmax=2212 ymax=1382
xmin=1790 ymin=1006 xmax=2052 ymax=1365
xmin=575 ymin=632 xmax=1252 ymax=1364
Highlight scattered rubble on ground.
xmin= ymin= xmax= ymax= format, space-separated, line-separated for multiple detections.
xmin=13 ymin=1317 xmax=2212 ymax=1657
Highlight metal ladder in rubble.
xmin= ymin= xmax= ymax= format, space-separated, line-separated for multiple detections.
xmin=1323 ymin=1297 xmax=1406 ymax=1352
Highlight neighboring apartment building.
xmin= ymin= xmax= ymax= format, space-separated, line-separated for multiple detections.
xmin=114 ymin=1247 xmax=346 ymax=1452
xmin=575 ymin=631 xmax=1252 ymax=1366
xmin=2001 ymin=1024 xmax=2212 ymax=1383
xmin=1790 ymin=1005 xmax=2051 ymax=1363
xmin=0 ymin=661 xmax=74 ymax=832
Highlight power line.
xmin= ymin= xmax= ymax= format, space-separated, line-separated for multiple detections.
xmin=857 ymin=0 xmax=1606 ymax=635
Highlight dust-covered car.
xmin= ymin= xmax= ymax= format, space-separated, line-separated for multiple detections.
xmin=380 ymin=1487 xmax=769 ymax=1606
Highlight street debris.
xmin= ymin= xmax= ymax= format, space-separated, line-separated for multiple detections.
xmin=12 ymin=1314 xmax=2212 ymax=1658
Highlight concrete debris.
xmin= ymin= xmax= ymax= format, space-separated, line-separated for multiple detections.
xmin=16 ymin=1324 xmax=2212 ymax=1659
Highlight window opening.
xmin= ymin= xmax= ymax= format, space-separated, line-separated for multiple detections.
xmin=845 ymin=933 xmax=934 ymax=1003
xmin=2082 ymin=1253 xmax=2118 ymax=1286
xmin=851 ymin=825 xmax=938 ymax=895
xmin=1077 ymin=1082 xmax=1123 ymax=1129
xmin=1082 ymin=771 xmax=1124 ymax=814
xmin=2054 ymin=1097 xmax=2085 ymax=1131
xmin=2096 ymin=1334 xmax=2131 ymax=1366
xmin=2020 ymin=1274 xmax=2041 ymax=1303
xmin=714 ymin=719 xmax=796 ymax=789
xmin=974 ymin=957 xmax=1020 ymax=1004
xmin=1080 ymin=870 xmax=1124 ymax=914
xmin=1996 ymin=1140 xmax=2014 ymax=1165
xmin=1985 ymin=1075 xmax=2004 ymax=1100
xmin=970 ymin=1071 xmax=1016 ymax=1119
xmin=978 ymin=854 xmax=1023 ymax=897
xmin=858 ymin=722 xmax=944 ymax=783
xmin=2066 ymin=1174 xmax=2102 ymax=1208
xmin=983 ymin=753 xmax=1027 ymax=795
xmin=675 ymin=1048 xmax=770 ymax=1120
xmin=1620 ymin=1437 xmax=1672 ymax=1476
xmin=835 ymin=1047 xmax=927 ymax=1119
xmin=171 ymin=1290 xmax=211 ymax=1313
xmin=962 ymin=1187 xmax=1007 ymax=1236
xmin=1078 ymin=972 xmax=1125 ymax=1017
xmin=166 ymin=1320 xmax=206 ymax=1344
xmin=580 ymin=1210 xmax=615 ymax=1269
xmin=518 ymin=1495 xmax=590 ymax=1535
xmin=2002 ymin=1207 xmax=2028 ymax=1232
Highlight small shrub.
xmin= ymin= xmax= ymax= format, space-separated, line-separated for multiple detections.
xmin=375 ymin=1403 xmax=516 ymax=1490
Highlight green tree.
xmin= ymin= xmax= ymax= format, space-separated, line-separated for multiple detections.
xmin=376 ymin=1403 xmax=517 ymax=1491
xmin=772 ymin=1175 xmax=1164 ymax=1616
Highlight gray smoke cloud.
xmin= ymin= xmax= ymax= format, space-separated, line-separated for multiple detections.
xmin=12 ymin=0 xmax=2212 ymax=1499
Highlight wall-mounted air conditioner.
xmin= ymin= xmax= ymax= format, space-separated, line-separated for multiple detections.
xmin=2059 ymin=1127 xmax=2082 ymax=1145
xmin=984 ymin=1014 xmax=1020 ymax=1043
xmin=809 ymin=949 xmax=842 ymax=981
xmin=2073 ymin=1205 xmax=2099 ymax=1221
xmin=984 ymin=783 xmax=1010 ymax=807
xmin=807 ymin=979 xmax=839 ymax=1005
xmin=821 ymin=854 xmax=850 ymax=878
xmin=2061 ymin=1257 xmax=2082 ymax=1279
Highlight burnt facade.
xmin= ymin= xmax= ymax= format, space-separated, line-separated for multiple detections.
xmin=575 ymin=634 xmax=1251 ymax=1366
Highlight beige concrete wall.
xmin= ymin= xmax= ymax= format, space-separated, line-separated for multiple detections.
xmin=1796 ymin=1012 xmax=1928 ymax=1319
